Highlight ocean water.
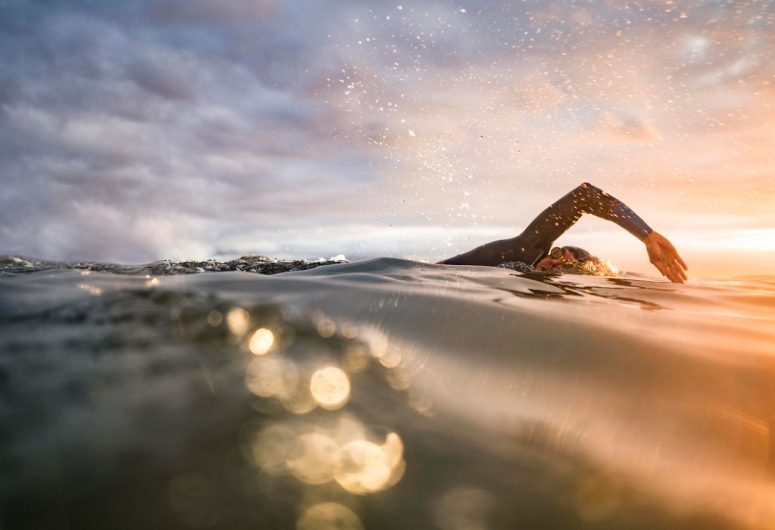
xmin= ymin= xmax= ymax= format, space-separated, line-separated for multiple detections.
xmin=1 ymin=256 xmax=774 ymax=530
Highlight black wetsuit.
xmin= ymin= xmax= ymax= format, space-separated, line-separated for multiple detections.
xmin=439 ymin=182 xmax=653 ymax=267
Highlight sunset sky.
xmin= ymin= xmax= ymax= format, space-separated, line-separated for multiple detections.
xmin=1 ymin=0 xmax=773 ymax=277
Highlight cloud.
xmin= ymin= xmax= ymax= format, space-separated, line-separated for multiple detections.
xmin=149 ymin=0 xmax=279 ymax=25
xmin=592 ymin=111 xmax=662 ymax=144
xmin=127 ymin=52 xmax=196 ymax=101
xmin=0 ymin=2 xmax=389 ymax=260
xmin=0 ymin=0 xmax=772 ymax=266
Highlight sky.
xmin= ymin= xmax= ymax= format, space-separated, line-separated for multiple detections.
xmin=0 ymin=0 xmax=773 ymax=277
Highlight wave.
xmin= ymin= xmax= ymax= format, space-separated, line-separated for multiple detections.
xmin=1 ymin=257 xmax=774 ymax=529
xmin=0 ymin=254 xmax=349 ymax=276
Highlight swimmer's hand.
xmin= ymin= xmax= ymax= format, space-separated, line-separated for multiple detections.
xmin=644 ymin=231 xmax=688 ymax=283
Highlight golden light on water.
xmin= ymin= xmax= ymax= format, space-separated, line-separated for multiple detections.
xmin=77 ymin=283 xmax=103 ymax=296
xmin=246 ymin=356 xmax=299 ymax=400
xmin=241 ymin=315 xmax=407 ymax=499
xmin=248 ymin=418 xmax=406 ymax=496
xmin=310 ymin=367 xmax=351 ymax=410
xmin=250 ymin=424 xmax=296 ymax=476
xmin=386 ymin=367 xmax=410 ymax=390
xmin=334 ymin=433 xmax=405 ymax=495
xmin=316 ymin=317 xmax=337 ymax=338
xmin=287 ymin=433 xmax=339 ymax=485
xmin=226 ymin=307 xmax=250 ymax=337
xmin=249 ymin=327 xmax=275 ymax=355
xmin=206 ymin=310 xmax=223 ymax=327
xmin=280 ymin=384 xmax=317 ymax=415
xmin=409 ymin=393 xmax=435 ymax=416
xmin=330 ymin=415 xmax=368 ymax=447
xmin=343 ymin=344 xmax=371 ymax=374
xmin=335 ymin=440 xmax=390 ymax=494
xmin=339 ymin=322 xmax=359 ymax=339
xmin=358 ymin=326 xmax=402 ymax=368
xmin=358 ymin=326 xmax=389 ymax=358
xmin=377 ymin=348 xmax=403 ymax=369
xmin=296 ymin=502 xmax=364 ymax=530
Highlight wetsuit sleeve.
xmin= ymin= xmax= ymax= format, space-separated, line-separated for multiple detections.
xmin=439 ymin=182 xmax=652 ymax=267
xmin=517 ymin=182 xmax=653 ymax=263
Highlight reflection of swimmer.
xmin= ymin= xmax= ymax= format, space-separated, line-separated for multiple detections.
xmin=439 ymin=182 xmax=688 ymax=283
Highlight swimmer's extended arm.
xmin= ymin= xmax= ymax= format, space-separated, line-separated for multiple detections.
xmin=441 ymin=182 xmax=688 ymax=282
xmin=520 ymin=182 xmax=652 ymax=249
xmin=521 ymin=182 xmax=687 ymax=282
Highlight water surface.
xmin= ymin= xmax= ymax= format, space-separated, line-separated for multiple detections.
xmin=1 ymin=256 xmax=774 ymax=530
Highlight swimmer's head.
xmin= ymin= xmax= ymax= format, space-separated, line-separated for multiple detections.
xmin=533 ymin=246 xmax=618 ymax=276
xmin=561 ymin=246 xmax=591 ymax=262
xmin=534 ymin=246 xmax=590 ymax=271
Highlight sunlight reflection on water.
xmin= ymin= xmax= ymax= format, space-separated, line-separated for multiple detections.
xmin=2 ymin=260 xmax=775 ymax=530
xmin=234 ymin=307 xmax=409 ymax=526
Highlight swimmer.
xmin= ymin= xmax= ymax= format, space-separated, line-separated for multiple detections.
xmin=439 ymin=182 xmax=688 ymax=283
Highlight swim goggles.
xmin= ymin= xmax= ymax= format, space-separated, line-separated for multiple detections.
xmin=549 ymin=247 xmax=568 ymax=260
xmin=549 ymin=246 xmax=590 ymax=264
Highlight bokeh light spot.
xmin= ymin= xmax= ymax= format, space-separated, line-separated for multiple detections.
xmin=343 ymin=344 xmax=370 ymax=374
xmin=296 ymin=502 xmax=363 ymax=530
xmin=250 ymin=424 xmax=297 ymax=475
xmin=77 ymin=283 xmax=103 ymax=296
xmin=310 ymin=367 xmax=351 ymax=410
xmin=316 ymin=317 xmax=336 ymax=338
xmin=206 ymin=310 xmax=223 ymax=327
xmin=246 ymin=356 xmax=299 ymax=400
xmin=334 ymin=433 xmax=405 ymax=494
xmin=249 ymin=327 xmax=275 ymax=355
xmin=287 ymin=433 xmax=339 ymax=485
xmin=280 ymin=382 xmax=317 ymax=415
xmin=226 ymin=307 xmax=250 ymax=337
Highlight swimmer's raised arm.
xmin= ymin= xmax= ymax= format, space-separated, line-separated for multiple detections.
xmin=518 ymin=182 xmax=653 ymax=254
xmin=520 ymin=182 xmax=687 ymax=282
xmin=441 ymin=182 xmax=688 ymax=282
xmin=442 ymin=182 xmax=646 ymax=266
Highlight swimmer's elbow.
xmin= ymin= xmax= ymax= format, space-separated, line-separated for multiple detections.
xmin=577 ymin=182 xmax=605 ymax=195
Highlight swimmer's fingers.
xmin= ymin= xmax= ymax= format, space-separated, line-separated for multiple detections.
xmin=661 ymin=252 xmax=686 ymax=283
xmin=663 ymin=260 xmax=682 ymax=283
xmin=658 ymin=249 xmax=683 ymax=283
xmin=645 ymin=232 xmax=687 ymax=283
xmin=664 ymin=244 xmax=688 ymax=282
xmin=671 ymin=256 xmax=688 ymax=281
xmin=646 ymin=242 xmax=669 ymax=280
xmin=661 ymin=236 xmax=689 ymax=272
xmin=651 ymin=257 xmax=670 ymax=280
xmin=653 ymin=253 xmax=684 ymax=283
xmin=667 ymin=259 xmax=687 ymax=283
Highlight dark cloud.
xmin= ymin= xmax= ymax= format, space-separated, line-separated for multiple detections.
xmin=149 ymin=0 xmax=279 ymax=25
xmin=0 ymin=0 xmax=375 ymax=260
xmin=128 ymin=54 xmax=196 ymax=101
